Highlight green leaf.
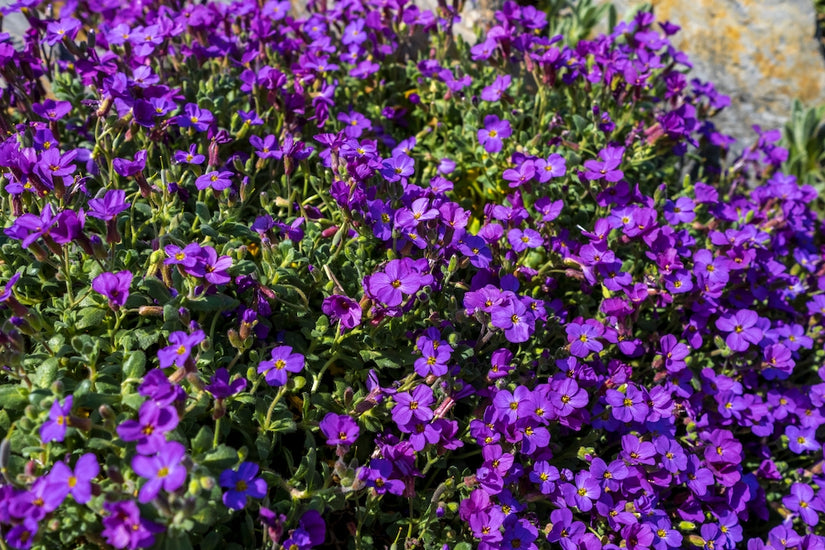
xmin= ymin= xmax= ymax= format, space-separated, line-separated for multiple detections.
xmin=200 ymin=444 xmax=238 ymax=473
xmin=34 ymin=357 xmax=60 ymax=387
xmin=134 ymin=329 xmax=159 ymax=349
xmin=75 ymin=307 xmax=107 ymax=330
xmin=187 ymin=294 xmax=240 ymax=312
xmin=141 ymin=277 xmax=172 ymax=302
xmin=196 ymin=201 xmax=212 ymax=224
xmin=123 ymin=351 xmax=146 ymax=379
xmin=0 ymin=386 xmax=27 ymax=411
xmin=192 ymin=426 xmax=214 ymax=456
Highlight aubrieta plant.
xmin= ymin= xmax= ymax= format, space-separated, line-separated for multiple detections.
xmin=0 ymin=0 xmax=824 ymax=548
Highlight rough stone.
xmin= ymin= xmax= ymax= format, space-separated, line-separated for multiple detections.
xmin=597 ymin=0 xmax=825 ymax=151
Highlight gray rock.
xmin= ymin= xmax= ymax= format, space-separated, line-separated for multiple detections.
xmin=597 ymin=0 xmax=825 ymax=151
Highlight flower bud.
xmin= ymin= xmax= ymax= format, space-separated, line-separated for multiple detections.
xmin=139 ymin=306 xmax=163 ymax=317
xmin=107 ymin=466 xmax=124 ymax=484
xmin=186 ymin=372 xmax=205 ymax=391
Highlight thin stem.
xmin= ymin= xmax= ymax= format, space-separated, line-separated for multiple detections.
xmin=264 ymin=386 xmax=288 ymax=430
xmin=62 ymin=247 xmax=75 ymax=304
xmin=213 ymin=416 xmax=221 ymax=448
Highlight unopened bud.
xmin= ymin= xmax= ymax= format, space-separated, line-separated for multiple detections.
xmin=139 ymin=306 xmax=163 ymax=317
xmin=99 ymin=404 xmax=115 ymax=421
xmin=107 ymin=466 xmax=124 ymax=484
xmin=186 ymin=372 xmax=205 ymax=391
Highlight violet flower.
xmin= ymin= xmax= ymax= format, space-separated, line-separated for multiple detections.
xmin=48 ymin=453 xmax=99 ymax=504
xmin=583 ymin=145 xmax=624 ymax=182
xmin=219 ymin=462 xmax=268 ymax=510
xmin=157 ymin=330 xmax=206 ymax=369
xmin=132 ymin=440 xmax=188 ymax=503
xmin=319 ymin=413 xmax=360 ymax=446
xmin=40 ymin=395 xmax=73 ymax=443
xmin=480 ymin=74 xmax=511 ymax=102
xmin=715 ymin=309 xmax=762 ymax=352
xmin=321 ymin=294 xmax=361 ymax=331
xmin=116 ymin=400 xmax=179 ymax=453
xmin=175 ymin=103 xmax=214 ymax=132
xmin=205 ymin=368 xmax=247 ymax=400
xmin=92 ymin=270 xmax=132 ymax=309
xmin=195 ymin=170 xmax=233 ymax=191
xmin=257 ymin=345 xmax=305 ymax=387
xmin=101 ymin=500 xmax=164 ymax=549
xmin=477 ymin=115 xmax=512 ymax=154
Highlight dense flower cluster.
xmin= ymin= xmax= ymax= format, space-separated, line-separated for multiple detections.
xmin=0 ymin=0 xmax=823 ymax=549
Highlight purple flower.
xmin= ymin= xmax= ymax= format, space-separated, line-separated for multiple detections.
xmin=663 ymin=196 xmax=696 ymax=224
xmin=491 ymin=386 xmax=532 ymax=424
xmin=174 ymin=144 xmax=206 ymax=165
xmin=257 ymin=345 xmax=305 ymax=387
xmin=92 ymin=271 xmax=132 ymax=309
xmin=321 ymin=295 xmax=362 ymax=331
xmin=563 ymin=471 xmax=601 ymax=511
xmin=101 ymin=500 xmax=164 ymax=549
xmin=366 ymin=259 xmax=428 ymax=307
xmin=32 ymin=99 xmax=72 ymax=120
xmin=566 ymin=320 xmax=604 ymax=357
xmin=782 ymin=483 xmax=822 ymax=526
xmin=319 ymin=413 xmax=360 ymax=446
xmin=507 ymin=228 xmax=542 ymax=252
xmin=176 ymin=103 xmax=214 ymax=132
xmin=379 ymin=153 xmax=414 ymax=183
xmin=477 ymin=115 xmax=512 ymax=154
xmin=164 ymin=242 xmax=202 ymax=268
xmin=529 ymin=460 xmax=559 ymax=494
xmin=6 ymin=518 xmax=38 ymax=550
xmin=195 ymin=170 xmax=233 ymax=191
xmin=250 ymin=134 xmax=282 ymax=159
xmin=139 ymin=369 xmax=186 ymax=406
xmin=116 ymin=400 xmax=179 ymax=453
xmin=190 ymin=246 xmax=232 ymax=285
xmin=589 ymin=457 xmax=628 ymax=492
xmin=503 ymin=161 xmax=536 ymax=188
xmin=363 ymin=458 xmax=405 ymax=495
xmin=546 ymin=507 xmax=585 ymax=549
xmin=132 ymin=441 xmax=188 ymax=503
xmin=157 ymin=330 xmax=206 ymax=369
xmin=391 ymin=385 xmax=434 ymax=427
xmin=684 ymin=455 xmax=714 ymax=496
xmin=621 ymin=434 xmax=657 ymax=466
xmin=112 ymin=150 xmax=147 ymax=178
xmin=786 ymin=425 xmax=819 ymax=453
xmin=88 ymin=189 xmax=130 ymax=221
xmin=715 ymin=309 xmax=762 ymax=352
xmin=205 ymin=368 xmax=247 ymax=400
xmin=490 ymin=297 xmax=534 ymax=343
xmin=342 ymin=18 xmax=368 ymax=46
xmin=283 ymin=510 xmax=326 ymax=549
xmin=338 ymin=110 xmax=371 ymax=138
xmin=220 ymin=462 xmax=268 ymax=510
xmin=40 ymin=395 xmax=73 ymax=443
xmin=48 ymin=453 xmax=99 ymax=504
xmin=534 ymin=153 xmax=566 ymax=183
xmin=658 ymin=334 xmax=689 ymax=373
xmin=413 ymin=339 xmax=451 ymax=378
xmin=4 ymin=203 xmax=57 ymax=248
xmin=550 ymin=378 xmax=588 ymax=416
xmin=605 ymin=385 xmax=649 ymax=423
xmin=9 ymin=476 xmax=66 ymax=521
xmin=480 ymin=74 xmax=512 ymax=102
xmin=584 ymin=145 xmax=624 ymax=182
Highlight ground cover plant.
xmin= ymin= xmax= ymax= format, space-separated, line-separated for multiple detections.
xmin=0 ymin=0 xmax=824 ymax=548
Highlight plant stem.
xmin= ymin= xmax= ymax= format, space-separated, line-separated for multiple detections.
xmin=264 ymin=386 xmax=288 ymax=430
